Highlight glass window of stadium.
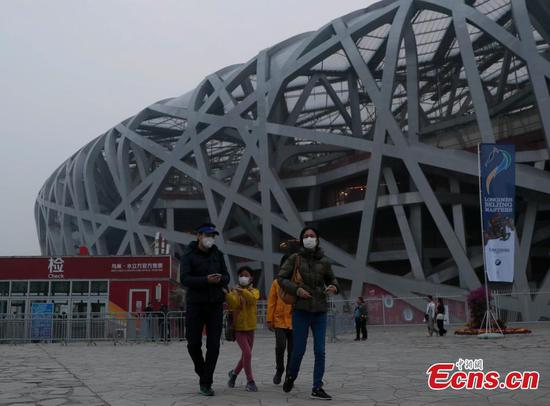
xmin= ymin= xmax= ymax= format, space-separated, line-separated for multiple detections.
xmin=53 ymin=300 xmax=69 ymax=314
xmin=10 ymin=300 xmax=25 ymax=314
xmin=72 ymin=300 xmax=88 ymax=318
xmin=90 ymin=300 xmax=106 ymax=315
xmin=71 ymin=281 xmax=89 ymax=296
xmin=51 ymin=281 xmax=70 ymax=296
xmin=0 ymin=280 xmax=109 ymax=316
xmin=11 ymin=281 xmax=28 ymax=296
xmin=91 ymin=281 xmax=107 ymax=296
xmin=0 ymin=282 xmax=9 ymax=296
xmin=29 ymin=281 xmax=49 ymax=296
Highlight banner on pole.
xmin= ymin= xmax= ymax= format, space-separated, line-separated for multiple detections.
xmin=479 ymin=144 xmax=515 ymax=282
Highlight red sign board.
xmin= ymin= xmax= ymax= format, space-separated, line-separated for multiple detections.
xmin=0 ymin=256 xmax=171 ymax=280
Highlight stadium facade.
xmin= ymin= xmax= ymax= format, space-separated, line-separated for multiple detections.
xmin=36 ymin=0 xmax=550 ymax=321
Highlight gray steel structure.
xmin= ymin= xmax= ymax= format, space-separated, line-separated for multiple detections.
xmin=36 ymin=0 xmax=550 ymax=320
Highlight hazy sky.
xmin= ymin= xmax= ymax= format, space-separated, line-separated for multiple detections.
xmin=0 ymin=0 xmax=374 ymax=256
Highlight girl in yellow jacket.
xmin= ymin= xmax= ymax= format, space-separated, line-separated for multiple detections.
xmin=226 ymin=266 xmax=260 ymax=392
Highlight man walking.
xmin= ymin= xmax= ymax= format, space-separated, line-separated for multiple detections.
xmin=425 ymin=295 xmax=437 ymax=337
xmin=181 ymin=223 xmax=230 ymax=396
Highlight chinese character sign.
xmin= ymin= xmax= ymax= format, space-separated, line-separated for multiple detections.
xmin=48 ymin=257 xmax=65 ymax=279
xmin=479 ymin=144 xmax=515 ymax=282
xmin=48 ymin=257 xmax=64 ymax=273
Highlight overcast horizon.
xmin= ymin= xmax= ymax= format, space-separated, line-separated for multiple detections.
xmin=0 ymin=0 xmax=373 ymax=256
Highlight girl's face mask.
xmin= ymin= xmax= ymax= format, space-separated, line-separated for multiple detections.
xmin=238 ymin=276 xmax=251 ymax=286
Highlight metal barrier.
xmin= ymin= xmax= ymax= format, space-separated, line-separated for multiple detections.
xmin=493 ymin=290 xmax=550 ymax=324
xmin=3 ymin=291 xmax=547 ymax=344
xmin=0 ymin=312 xmax=185 ymax=345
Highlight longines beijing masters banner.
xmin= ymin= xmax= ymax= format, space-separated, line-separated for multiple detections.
xmin=479 ymin=144 xmax=515 ymax=282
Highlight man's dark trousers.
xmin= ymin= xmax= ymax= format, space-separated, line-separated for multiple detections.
xmin=186 ymin=302 xmax=224 ymax=387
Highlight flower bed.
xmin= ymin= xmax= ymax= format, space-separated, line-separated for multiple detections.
xmin=454 ymin=327 xmax=531 ymax=335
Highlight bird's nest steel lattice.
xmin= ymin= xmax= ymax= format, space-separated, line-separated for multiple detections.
xmin=36 ymin=0 xmax=550 ymax=320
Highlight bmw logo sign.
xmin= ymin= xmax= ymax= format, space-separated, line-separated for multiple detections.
xmin=495 ymin=259 xmax=501 ymax=266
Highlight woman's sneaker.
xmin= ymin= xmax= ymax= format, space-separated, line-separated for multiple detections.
xmin=311 ymin=387 xmax=332 ymax=400
xmin=227 ymin=370 xmax=237 ymax=388
xmin=245 ymin=380 xmax=258 ymax=392
xmin=282 ymin=375 xmax=295 ymax=393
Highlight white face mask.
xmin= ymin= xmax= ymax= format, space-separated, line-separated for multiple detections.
xmin=202 ymin=237 xmax=215 ymax=249
xmin=303 ymin=237 xmax=317 ymax=250
xmin=238 ymin=276 xmax=250 ymax=286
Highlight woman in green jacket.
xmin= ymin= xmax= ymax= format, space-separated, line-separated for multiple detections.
xmin=278 ymin=226 xmax=339 ymax=400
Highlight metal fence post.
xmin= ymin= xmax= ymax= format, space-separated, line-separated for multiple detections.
xmin=465 ymin=299 xmax=469 ymax=326
xmin=381 ymin=298 xmax=386 ymax=327
xmin=331 ymin=311 xmax=337 ymax=343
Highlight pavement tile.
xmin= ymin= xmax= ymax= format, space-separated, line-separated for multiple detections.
xmin=0 ymin=324 xmax=548 ymax=406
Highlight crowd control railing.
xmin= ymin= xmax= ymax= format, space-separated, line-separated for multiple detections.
xmin=0 ymin=311 xmax=185 ymax=345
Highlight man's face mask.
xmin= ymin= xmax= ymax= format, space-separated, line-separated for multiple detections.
xmin=202 ymin=236 xmax=215 ymax=249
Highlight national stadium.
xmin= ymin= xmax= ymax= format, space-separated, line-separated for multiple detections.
xmin=35 ymin=0 xmax=550 ymax=321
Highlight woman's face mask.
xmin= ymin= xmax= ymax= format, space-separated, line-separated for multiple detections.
xmin=302 ymin=236 xmax=317 ymax=250
xmin=202 ymin=236 xmax=215 ymax=249
xmin=238 ymin=276 xmax=251 ymax=286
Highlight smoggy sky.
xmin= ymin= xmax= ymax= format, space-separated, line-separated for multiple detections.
xmin=0 ymin=0 xmax=374 ymax=256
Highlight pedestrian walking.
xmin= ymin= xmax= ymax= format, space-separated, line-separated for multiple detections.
xmin=425 ymin=295 xmax=436 ymax=337
xmin=354 ymin=297 xmax=368 ymax=341
xmin=279 ymin=226 xmax=340 ymax=400
xmin=267 ymin=254 xmax=294 ymax=385
xmin=226 ymin=266 xmax=260 ymax=392
xmin=181 ymin=223 xmax=230 ymax=396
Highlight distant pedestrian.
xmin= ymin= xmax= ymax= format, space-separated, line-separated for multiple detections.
xmin=226 ymin=266 xmax=260 ymax=392
xmin=436 ymin=298 xmax=447 ymax=336
xmin=354 ymin=297 xmax=368 ymax=341
xmin=425 ymin=295 xmax=436 ymax=337
xmin=181 ymin=223 xmax=230 ymax=396
xmin=279 ymin=226 xmax=340 ymax=400
xmin=267 ymin=254 xmax=294 ymax=385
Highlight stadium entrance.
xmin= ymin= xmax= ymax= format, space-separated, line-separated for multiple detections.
xmin=0 ymin=255 xmax=179 ymax=317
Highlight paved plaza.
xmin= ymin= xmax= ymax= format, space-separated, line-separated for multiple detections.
xmin=0 ymin=324 xmax=549 ymax=406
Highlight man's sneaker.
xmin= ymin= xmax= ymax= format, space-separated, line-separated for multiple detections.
xmin=227 ymin=370 xmax=238 ymax=388
xmin=311 ymin=387 xmax=332 ymax=400
xmin=282 ymin=375 xmax=295 ymax=393
xmin=273 ymin=370 xmax=283 ymax=385
xmin=245 ymin=380 xmax=258 ymax=392
xmin=199 ymin=386 xmax=215 ymax=396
